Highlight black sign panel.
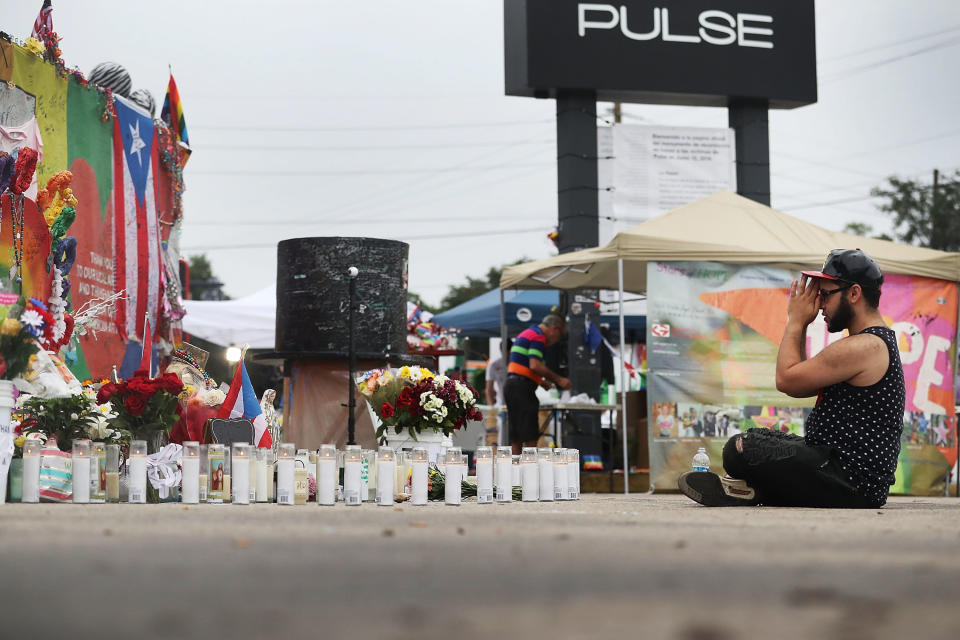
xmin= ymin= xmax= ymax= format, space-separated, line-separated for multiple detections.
xmin=504 ymin=0 xmax=816 ymax=108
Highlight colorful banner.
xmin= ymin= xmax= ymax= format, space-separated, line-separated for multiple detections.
xmin=2 ymin=43 xmax=177 ymax=380
xmin=647 ymin=261 xmax=958 ymax=496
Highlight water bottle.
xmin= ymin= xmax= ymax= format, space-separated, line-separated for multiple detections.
xmin=692 ymin=447 xmax=710 ymax=472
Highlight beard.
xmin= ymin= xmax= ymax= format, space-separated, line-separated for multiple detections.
xmin=826 ymin=295 xmax=853 ymax=333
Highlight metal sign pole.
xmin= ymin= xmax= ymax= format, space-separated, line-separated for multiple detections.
xmin=618 ymin=258 xmax=630 ymax=495
xmin=346 ymin=267 xmax=358 ymax=446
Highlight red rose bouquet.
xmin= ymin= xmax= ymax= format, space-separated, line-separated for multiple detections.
xmin=98 ymin=371 xmax=184 ymax=439
xmin=357 ymin=366 xmax=483 ymax=443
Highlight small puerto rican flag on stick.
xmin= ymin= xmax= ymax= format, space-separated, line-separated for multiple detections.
xmin=216 ymin=350 xmax=272 ymax=448
xmin=138 ymin=312 xmax=154 ymax=377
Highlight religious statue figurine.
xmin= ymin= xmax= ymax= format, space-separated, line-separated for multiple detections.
xmin=260 ymin=389 xmax=282 ymax=459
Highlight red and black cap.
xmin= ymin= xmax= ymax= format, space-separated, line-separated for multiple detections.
xmin=801 ymin=249 xmax=883 ymax=290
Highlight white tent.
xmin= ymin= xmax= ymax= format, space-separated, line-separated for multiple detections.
xmin=182 ymin=285 xmax=277 ymax=348
xmin=182 ymin=287 xmax=427 ymax=349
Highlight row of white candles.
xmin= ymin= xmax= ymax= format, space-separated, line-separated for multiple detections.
xmin=18 ymin=439 xmax=582 ymax=505
xmin=276 ymin=443 xmax=581 ymax=506
xmin=19 ymin=439 xmax=139 ymax=504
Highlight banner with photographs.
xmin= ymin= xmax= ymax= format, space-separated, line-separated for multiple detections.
xmin=647 ymin=261 xmax=958 ymax=496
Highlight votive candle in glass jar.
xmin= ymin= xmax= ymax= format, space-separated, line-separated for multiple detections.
xmin=295 ymin=448 xmax=310 ymax=505
xmin=105 ymin=444 xmax=120 ymax=503
xmin=231 ymin=443 xmax=251 ymax=505
xmin=181 ymin=442 xmax=200 ymax=504
xmin=21 ymin=439 xmax=42 ymax=503
xmin=267 ymin=450 xmax=275 ymax=502
xmin=444 ymin=447 xmax=463 ymax=506
xmin=249 ymin=454 xmax=258 ymax=503
xmin=395 ymin=450 xmax=411 ymax=497
xmin=520 ymin=447 xmax=538 ymax=502
xmin=128 ymin=440 xmax=148 ymax=504
xmin=495 ymin=447 xmax=513 ymax=503
xmin=361 ymin=449 xmax=376 ymax=502
xmin=553 ymin=448 xmax=568 ymax=501
xmin=90 ymin=442 xmax=106 ymax=503
xmin=537 ymin=447 xmax=554 ymax=502
xmin=71 ymin=440 xmax=91 ymax=504
xmin=567 ymin=449 xmax=580 ymax=500
xmin=222 ymin=445 xmax=232 ymax=503
xmin=255 ymin=447 xmax=269 ymax=502
xmin=306 ymin=450 xmax=317 ymax=503
xmin=343 ymin=445 xmax=362 ymax=506
xmin=276 ymin=443 xmax=295 ymax=505
xmin=198 ymin=444 xmax=209 ymax=503
xmin=316 ymin=444 xmax=337 ymax=506
xmin=294 ymin=461 xmax=308 ymax=505
xmin=207 ymin=443 xmax=226 ymax=504
xmin=410 ymin=446 xmax=429 ymax=506
xmin=376 ymin=446 xmax=395 ymax=507
xmin=476 ymin=446 xmax=493 ymax=504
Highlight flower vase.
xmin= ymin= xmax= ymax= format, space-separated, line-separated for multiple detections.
xmin=146 ymin=430 xmax=179 ymax=504
xmin=382 ymin=427 xmax=452 ymax=464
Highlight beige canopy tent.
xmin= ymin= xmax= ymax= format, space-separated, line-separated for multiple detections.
xmin=500 ymin=191 xmax=960 ymax=493
xmin=502 ymin=190 xmax=960 ymax=291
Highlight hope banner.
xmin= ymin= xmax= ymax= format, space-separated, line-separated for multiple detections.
xmin=647 ymin=261 xmax=957 ymax=496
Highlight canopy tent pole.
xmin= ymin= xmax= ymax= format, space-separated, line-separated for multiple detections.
xmin=499 ymin=288 xmax=508 ymax=447
xmin=618 ymin=258 xmax=630 ymax=494
xmin=954 ymin=282 xmax=960 ymax=497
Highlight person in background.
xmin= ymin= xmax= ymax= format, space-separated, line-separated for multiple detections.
xmin=703 ymin=411 xmax=717 ymax=437
xmin=504 ymin=314 xmax=572 ymax=455
xmin=485 ymin=352 xmax=508 ymax=405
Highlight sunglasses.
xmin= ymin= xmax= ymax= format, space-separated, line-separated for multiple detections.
xmin=818 ymin=284 xmax=853 ymax=298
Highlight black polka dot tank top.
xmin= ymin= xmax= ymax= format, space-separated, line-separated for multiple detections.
xmin=804 ymin=326 xmax=906 ymax=507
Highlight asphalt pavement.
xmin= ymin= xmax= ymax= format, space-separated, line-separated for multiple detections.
xmin=1 ymin=493 xmax=958 ymax=640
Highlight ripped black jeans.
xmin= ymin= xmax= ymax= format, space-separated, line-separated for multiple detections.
xmin=722 ymin=428 xmax=872 ymax=508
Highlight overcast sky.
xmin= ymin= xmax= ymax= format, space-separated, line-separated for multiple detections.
xmin=5 ymin=1 xmax=960 ymax=306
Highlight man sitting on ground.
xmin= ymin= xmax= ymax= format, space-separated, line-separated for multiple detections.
xmin=679 ymin=249 xmax=905 ymax=508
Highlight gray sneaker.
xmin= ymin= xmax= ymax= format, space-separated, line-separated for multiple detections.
xmin=678 ymin=471 xmax=760 ymax=506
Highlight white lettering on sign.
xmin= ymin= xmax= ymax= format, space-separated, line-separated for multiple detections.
xmin=891 ymin=322 xmax=951 ymax=414
xmin=75 ymin=251 xmax=117 ymax=334
xmin=578 ymin=4 xmax=774 ymax=49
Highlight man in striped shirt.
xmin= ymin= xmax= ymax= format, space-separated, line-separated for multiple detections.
xmin=504 ymin=314 xmax=572 ymax=454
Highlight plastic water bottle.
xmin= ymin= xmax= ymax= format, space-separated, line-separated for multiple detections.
xmin=692 ymin=447 xmax=710 ymax=472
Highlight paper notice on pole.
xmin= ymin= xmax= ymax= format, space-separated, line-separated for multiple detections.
xmin=599 ymin=124 xmax=736 ymax=245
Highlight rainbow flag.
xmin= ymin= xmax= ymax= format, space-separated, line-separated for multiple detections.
xmin=160 ymin=72 xmax=189 ymax=147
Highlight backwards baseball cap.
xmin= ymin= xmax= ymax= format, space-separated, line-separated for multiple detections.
xmin=801 ymin=249 xmax=883 ymax=290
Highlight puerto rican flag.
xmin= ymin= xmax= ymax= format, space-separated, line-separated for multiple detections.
xmin=112 ymin=95 xmax=162 ymax=341
xmin=217 ymin=361 xmax=272 ymax=448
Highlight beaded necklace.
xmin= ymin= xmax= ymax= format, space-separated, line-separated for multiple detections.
xmin=172 ymin=348 xmax=212 ymax=384
xmin=10 ymin=194 xmax=24 ymax=291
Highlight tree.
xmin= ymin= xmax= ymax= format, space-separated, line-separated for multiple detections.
xmin=841 ymin=222 xmax=891 ymax=241
xmin=187 ymin=254 xmax=227 ymax=300
xmin=871 ymin=170 xmax=960 ymax=251
xmin=438 ymin=259 xmax=529 ymax=312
